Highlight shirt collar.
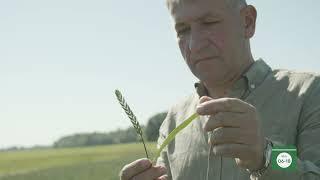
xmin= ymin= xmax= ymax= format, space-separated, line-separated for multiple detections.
xmin=194 ymin=58 xmax=272 ymax=97
xmin=244 ymin=58 xmax=272 ymax=90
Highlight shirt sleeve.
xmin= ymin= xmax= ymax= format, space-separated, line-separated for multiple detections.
xmin=258 ymin=77 xmax=320 ymax=180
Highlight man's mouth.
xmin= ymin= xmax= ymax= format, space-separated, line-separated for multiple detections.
xmin=194 ymin=56 xmax=216 ymax=66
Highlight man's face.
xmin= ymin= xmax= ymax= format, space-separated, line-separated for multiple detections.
xmin=169 ymin=0 xmax=250 ymax=86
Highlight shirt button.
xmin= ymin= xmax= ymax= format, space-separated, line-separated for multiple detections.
xmin=250 ymin=84 xmax=256 ymax=89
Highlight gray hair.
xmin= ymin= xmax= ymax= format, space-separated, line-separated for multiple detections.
xmin=227 ymin=0 xmax=247 ymax=9
xmin=166 ymin=0 xmax=247 ymax=11
xmin=237 ymin=0 xmax=247 ymax=8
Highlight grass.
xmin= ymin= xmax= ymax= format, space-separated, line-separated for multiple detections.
xmin=0 ymin=143 xmax=157 ymax=180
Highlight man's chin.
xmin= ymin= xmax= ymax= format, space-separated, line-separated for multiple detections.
xmin=189 ymin=64 xmax=228 ymax=84
xmin=196 ymin=73 xmax=226 ymax=85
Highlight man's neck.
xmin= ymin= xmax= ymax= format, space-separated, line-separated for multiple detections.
xmin=205 ymin=58 xmax=254 ymax=99
xmin=205 ymin=77 xmax=238 ymax=99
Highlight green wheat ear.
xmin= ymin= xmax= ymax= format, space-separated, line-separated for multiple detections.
xmin=115 ymin=89 xmax=149 ymax=159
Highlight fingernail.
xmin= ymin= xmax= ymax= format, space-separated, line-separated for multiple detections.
xmin=141 ymin=159 xmax=151 ymax=167
xmin=159 ymin=175 xmax=168 ymax=180
xmin=196 ymin=105 xmax=204 ymax=114
xmin=202 ymin=124 xmax=208 ymax=131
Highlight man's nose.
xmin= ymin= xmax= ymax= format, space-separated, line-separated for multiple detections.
xmin=188 ymin=29 xmax=209 ymax=56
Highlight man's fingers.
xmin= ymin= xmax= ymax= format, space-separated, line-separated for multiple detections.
xmin=208 ymin=127 xmax=247 ymax=145
xmin=119 ymin=158 xmax=152 ymax=180
xmin=132 ymin=166 xmax=167 ymax=180
xmin=155 ymin=174 xmax=168 ymax=180
xmin=203 ymin=112 xmax=243 ymax=131
xmin=197 ymin=98 xmax=252 ymax=115
xmin=199 ymin=96 xmax=212 ymax=104
xmin=212 ymin=143 xmax=250 ymax=159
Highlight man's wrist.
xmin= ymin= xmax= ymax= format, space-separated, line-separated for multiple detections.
xmin=247 ymin=138 xmax=273 ymax=179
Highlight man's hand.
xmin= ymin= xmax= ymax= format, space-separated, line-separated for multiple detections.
xmin=197 ymin=96 xmax=266 ymax=171
xmin=119 ymin=158 xmax=168 ymax=180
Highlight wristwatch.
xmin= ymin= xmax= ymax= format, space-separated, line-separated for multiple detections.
xmin=247 ymin=139 xmax=273 ymax=179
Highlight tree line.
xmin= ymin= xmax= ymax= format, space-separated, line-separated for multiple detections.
xmin=53 ymin=112 xmax=167 ymax=148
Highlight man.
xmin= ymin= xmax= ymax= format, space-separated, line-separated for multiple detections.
xmin=119 ymin=0 xmax=320 ymax=179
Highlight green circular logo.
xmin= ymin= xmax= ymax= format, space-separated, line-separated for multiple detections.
xmin=276 ymin=152 xmax=292 ymax=168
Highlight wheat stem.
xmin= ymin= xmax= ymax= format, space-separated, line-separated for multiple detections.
xmin=153 ymin=112 xmax=199 ymax=162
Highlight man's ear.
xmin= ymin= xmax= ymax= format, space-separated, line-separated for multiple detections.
xmin=241 ymin=5 xmax=257 ymax=39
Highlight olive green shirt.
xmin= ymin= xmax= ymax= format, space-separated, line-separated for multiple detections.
xmin=156 ymin=59 xmax=320 ymax=180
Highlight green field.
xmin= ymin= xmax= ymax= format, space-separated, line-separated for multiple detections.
xmin=0 ymin=143 xmax=157 ymax=180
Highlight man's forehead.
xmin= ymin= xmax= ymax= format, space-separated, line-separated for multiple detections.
xmin=167 ymin=0 xmax=228 ymax=10
xmin=167 ymin=0 xmax=241 ymax=14
xmin=168 ymin=0 xmax=226 ymax=23
xmin=168 ymin=0 xmax=229 ymax=14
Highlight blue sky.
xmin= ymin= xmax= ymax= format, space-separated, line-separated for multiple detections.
xmin=0 ymin=0 xmax=319 ymax=148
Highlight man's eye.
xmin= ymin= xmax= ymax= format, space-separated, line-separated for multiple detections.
xmin=177 ymin=27 xmax=190 ymax=37
xmin=203 ymin=21 xmax=219 ymax=25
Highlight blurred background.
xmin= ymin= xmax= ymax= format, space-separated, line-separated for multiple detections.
xmin=0 ymin=0 xmax=319 ymax=179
